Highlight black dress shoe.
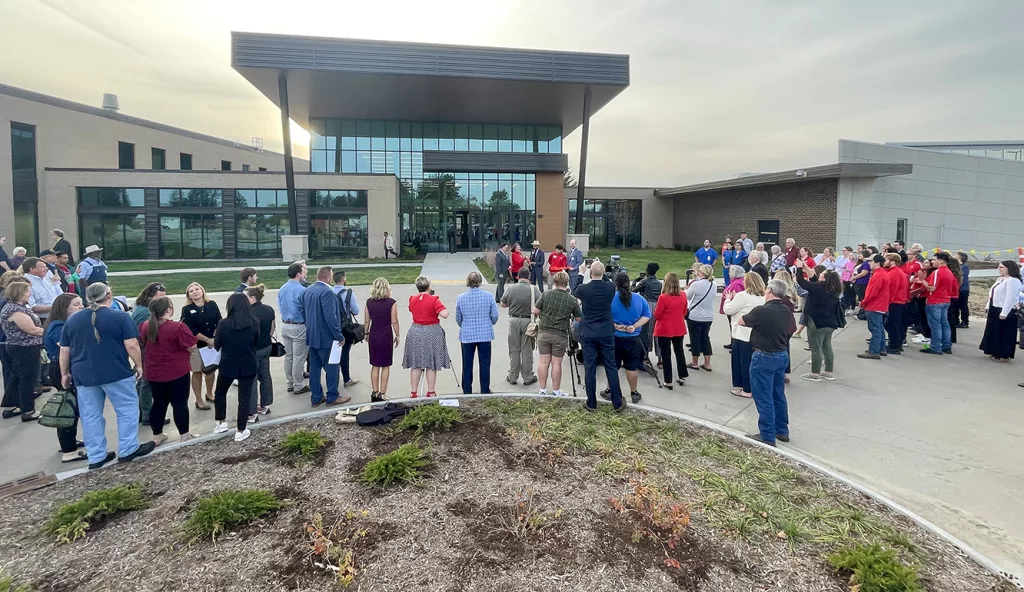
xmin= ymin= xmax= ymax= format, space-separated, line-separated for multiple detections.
xmin=293 ymin=386 xmax=311 ymax=395
xmin=89 ymin=451 xmax=116 ymax=470
xmin=118 ymin=441 xmax=156 ymax=463
xmin=776 ymin=434 xmax=790 ymax=443
xmin=3 ymin=408 xmax=22 ymax=419
xmin=523 ymin=377 xmax=538 ymax=386
xmin=745 ymin=433 xmax=776 ymax=447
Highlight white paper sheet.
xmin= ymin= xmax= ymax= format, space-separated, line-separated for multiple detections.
xmin=439 ymin=399 xmax=460 ymax=407
xmin=328 ymin=341 xmax=342 ymax=364
xmin=199 ymin=347 xmax=221 ymax=367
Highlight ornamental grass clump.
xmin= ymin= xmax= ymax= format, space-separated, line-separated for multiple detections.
xmin=396 ymin=404 xmax=461 ymax=434
xmin=184 ymin=489 xmax=282 ymax=542
xmin=280 ymin=428 xmax=329 ymax=462
xmin=359 ymin=442 xmax=429 ymax=487
xmin=44 ymin=484 xmax=148 ymax=544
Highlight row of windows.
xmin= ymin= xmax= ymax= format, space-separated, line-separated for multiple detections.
xmin=565 ymin=199 xmax=643 ymax=248
xmin=76 ymin=188 xmax=368 ymax=209
xmin=116 ymin=142 xmax=266 ymax=171
xmin=309 ymin=119 xmax=562 ymax=154
xmin=79 ymin=213 xmax=369 ymax=260
xmin=942 ymin=147 xmax=1024 ymax=162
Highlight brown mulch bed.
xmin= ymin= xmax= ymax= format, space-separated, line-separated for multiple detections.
xmin=0 ymin=399 xmax=1014 ymax=592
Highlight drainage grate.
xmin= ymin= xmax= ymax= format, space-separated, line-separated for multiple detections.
xmin=0 ymin=472 xmax=56 ymax=499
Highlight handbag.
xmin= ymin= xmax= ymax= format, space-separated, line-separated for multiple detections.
xmin=525 ymin=285 xmax=539 ymax=339
xmin=269 ymin=337 xmax=286 ymax=358
xmin=685 ymin=281 xmax=714 ymax=321
xmin=339 ymin=289 xmax=366 ymax=344
xmin=39 ymin=387 xmax=78 ymax=429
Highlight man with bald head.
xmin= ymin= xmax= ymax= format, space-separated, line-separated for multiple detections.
xmin=573 ymin=260 xmax=625 ymax=411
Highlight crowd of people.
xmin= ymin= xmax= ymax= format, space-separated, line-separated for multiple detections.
xmin=3 ymin=229 xmax=1024 ymax=469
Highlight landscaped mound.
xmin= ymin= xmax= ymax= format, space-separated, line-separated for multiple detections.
xmin=0 ymin=399 xmax=1013 ymax=592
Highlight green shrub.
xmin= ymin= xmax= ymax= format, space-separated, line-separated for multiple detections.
xmin=397 ymin=404 xmax=461 ymax=434
xmin=280 ymin=428 xmax=328 ymax=462
xmin=184 ymin=489 xmax=282 ymax=542
xmin=0 ymin=569 xmax=32 ymax=592
xmin=360 ymin=442 xmax=429 ymax=487
xmin=400 ymin=246 xmax=419 ymax=259
xmin=827 ymin=543 xmax=923 ymax=592
xmin=44 ymin=484 xmax=148 ymax=543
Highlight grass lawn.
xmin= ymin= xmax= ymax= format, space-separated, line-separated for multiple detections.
xmin=106 ymin=256 xmax=423 ymax=272
xmin=109 ymin=266 xmax=422 ymax=297
xmin=473 ymin=257 xmax=494 ymax=280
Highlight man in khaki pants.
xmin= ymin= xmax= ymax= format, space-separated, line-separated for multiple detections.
xmin=500 ymin=268 xmax=541 ymax=385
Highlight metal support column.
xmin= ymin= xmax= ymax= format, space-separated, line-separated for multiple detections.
xmin=573 ymin=88 xmax=592 ymax=234
xmin=278 ymin=71 xmax=299 ymax=234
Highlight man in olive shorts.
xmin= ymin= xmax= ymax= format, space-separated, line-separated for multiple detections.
xmin=533 ymin=271 xmax=581 ymax=397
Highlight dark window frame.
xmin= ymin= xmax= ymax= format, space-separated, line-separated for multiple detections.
xmin=896 ymin=218 xmax=908 ymax=244
xmin=151 ymin=147 xmax=166 ymax=170
xmin=221 ymin=160 xmax=232 ymax=171
xmin=118 ymin=141 xmax=135 ymax=169
xmin=179 ymin=152 xmax=192 ymax=170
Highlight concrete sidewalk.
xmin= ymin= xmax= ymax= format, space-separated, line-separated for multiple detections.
xmin=1 ymin=285 xmax=1021 ymax=578
xmin=419 ymin=252 xmax=490 ymax=285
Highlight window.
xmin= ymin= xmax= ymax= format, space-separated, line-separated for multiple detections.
xmin=242 ymin=164 xmax=250 ymax=171
xmin=896 ymin=218 xmax=908 ymax=244
xmin=11 ymin=122 xmax=36 ymax=175
xmin=151 ymin=147 xmax=166 ymax=170
xmin=159 ymin=189 xmax=222 ymax=207
xmin=221 ymin=160 xmax=231 ymax=171
xmin=77 ymin=188 xmax=145 ymax=208
xmin=79 ymin=214 xmax=146 ymax=260
xmin=236 ymin=214 xmax=288 ymax=258
xmin=118 ymin=141 xmax=135 ymax=169
xmin=180 ymin=152 xmax=192 ymax=170
xmin=757 ymin=220 xmax=780 ymax=248
xmin=159 ymin=214 xmax=223 ymax=258
xmin=13 ymin=202 xmax=39 ymax=257
xmin=311 ymin=190 xmax=368 ymax=209
xmin=309 ymin=214 xmax=369 ymax=258
xmin=234 ymin=189 xmax=288 ymax=208
xmin=258 ymin=167 xmax=267 ymax=171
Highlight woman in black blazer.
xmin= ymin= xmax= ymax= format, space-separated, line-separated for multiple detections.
xmin=212 ymin=293 xmax=259 ymax=442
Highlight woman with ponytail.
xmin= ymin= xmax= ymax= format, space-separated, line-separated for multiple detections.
xmin=140 ymin=297 xmax=197 ymax=445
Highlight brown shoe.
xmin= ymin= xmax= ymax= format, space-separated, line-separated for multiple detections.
xmin=326 ymin=396 xmax=352 ymax=407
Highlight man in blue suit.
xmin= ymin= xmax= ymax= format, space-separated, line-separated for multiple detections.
xmin=529 ymin=240 xmax=546 ymax=292
xmin=301 ymin=266 xmax=348 ymax=407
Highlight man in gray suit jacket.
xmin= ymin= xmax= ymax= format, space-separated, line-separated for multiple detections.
xmin=301 ymin=266 xmax=348 ymax=407
xmin=494 ymin=242 xmax=511 ymax=303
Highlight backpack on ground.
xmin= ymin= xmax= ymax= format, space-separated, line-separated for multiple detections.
xmin=356 ymin=402 xmax=409 ymax=426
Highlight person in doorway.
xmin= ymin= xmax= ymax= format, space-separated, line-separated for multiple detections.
xmin=457 ymin=271 xmax=500 ymax=394
xmin=333 ymin=270 xmax=360 ymax=389
xmin=181 ymin=282 xmax=221 ymax=409
xmin=76 ymin=245 xmax=108 ymax=299
xmin=610 ymin=272 xmax=651 ymax=405
xmin=60 ymin=282 xmax=154 ymax=469
xmin=246 ymin=284 xmax=276 ymax=416
xmin=529 ymin=240 xmax=546 ymax=293
xmin=533 ymin=271 xmax=581 ymax=397
xmin=575 ymin=261 xmax=625 ymax=411
xmin=211 ymin=293 xmax=260 ymax=441
xmin=51 ymin=230 xmax=74 ymax=266
xmin=724 ymin=272 xmax=766 ymax=398
xmin=365 ymin=278 xmax=399 ymax=402
xmin=737 ymin=279 xmax=793 ymax=447
xmin=384 ymin=231 xmax=398 ymax=259
xmin=494 ymin=242 xmax=511 ymax=304
xmin=140 ymin=296 xmax=198 ymax=445
xmin=278 ymin=262 xmax=309 ymax=395
xmin=653 ymin=272 xmax=688 ymax=389
xmin=302 ymin=266 xmax=348 ymax=407
xmin=501 ymin=268 xmax=541 ymax=386
xmin=44 ymin=293 xmax=86 ymax=462
xmin=403 ymin=276 xmax=452 ymax=398
xmin=236 ymin=268 xmax=259 ymax=293
xmin=566 ymin=239 xmax=584 ymax=292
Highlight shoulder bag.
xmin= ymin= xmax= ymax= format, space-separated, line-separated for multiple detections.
xmin=269 ymin=336 xmax=286 ymax=357
xmin=685 ymin=281 xmax=714 ymax=321
xmin=525 ymin=285 xmax=539 ymax=339
xmin=39 ymin=386 xmax=78 ymax=429
xmin=340 ymin=289 xmax=366 ymax=344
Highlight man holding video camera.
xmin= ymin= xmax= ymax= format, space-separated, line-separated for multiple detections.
xmin=574 ymin=261 xmax=625 ymax=411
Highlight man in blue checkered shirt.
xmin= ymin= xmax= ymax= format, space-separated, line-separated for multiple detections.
xmin=456 ymin=271 xmax=500 ymax=394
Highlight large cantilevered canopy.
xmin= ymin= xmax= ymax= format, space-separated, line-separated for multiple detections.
xmin=231 ymin=31 xmax=630 ymax=132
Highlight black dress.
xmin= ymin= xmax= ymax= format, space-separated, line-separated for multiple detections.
xmin=980 ymin=304 xmax=1017 ymax=360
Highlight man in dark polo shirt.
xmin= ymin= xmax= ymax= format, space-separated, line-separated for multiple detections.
xmin=574 ymin=261 xmax=624 ymax=411
xmin=738 ymin=278 xmax=793 ymax=447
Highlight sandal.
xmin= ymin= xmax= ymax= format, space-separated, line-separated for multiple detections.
xmin=410 ymin=391 xmax=418 ymax=399
xmin=195 ymin=402 xmax=211 ymax=410
xmin=687 ymin=363 xmax=700 ymax=370
xmin=61 ymin=450 xmax=88 ymax=463
xmin=701 ymin=365 xmax=712 ymax=372
xmin=371 ymin=392 xmax=389 ymax=402
xmin=426 ymin=391 xmax=436 ymax=398
xmin=204 ymin=395 xmax=215 ymax=402
xmin=676 ymin=379 xmax=685 ymax=386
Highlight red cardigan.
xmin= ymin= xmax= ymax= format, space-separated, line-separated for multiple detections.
xmin=653 ymin=293 xmax=688 ymax=337
xmin=510 ymin=251 xmax=527 ymax=275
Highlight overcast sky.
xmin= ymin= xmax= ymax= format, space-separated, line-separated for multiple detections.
xmin=1 ymin=0 xmax=1021 ymax=186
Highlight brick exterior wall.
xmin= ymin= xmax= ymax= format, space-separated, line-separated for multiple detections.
xmin=671 ymin=179 xmax=838 ymax=252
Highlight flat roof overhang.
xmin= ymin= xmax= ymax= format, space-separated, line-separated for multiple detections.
xmin=655 ymin=163 xmax=914 ymax=197
xmin=231 ymin=32 xmax=630 ymax=132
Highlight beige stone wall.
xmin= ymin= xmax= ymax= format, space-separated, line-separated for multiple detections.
xmin=535 ymin=172 xmax=565 ymax=249
xmin=562 ymin=186 xmax=671 ymax=247
xmin=0 ymin=90 xmax=308 ymax=246
xmin=41 ymin=170 xmax=398 ymax=259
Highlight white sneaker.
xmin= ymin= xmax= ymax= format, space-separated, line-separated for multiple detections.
xmin=538 ymin=389 xmax=548 ymax=396
xmin=553 ymin=389 xmax=566 ymax=397
xmin=234 ymin=429 xmax=251 ymax=443
xmin=911 ymin=335 xmax=930 ymax=344
xmin=344 ymin=379 xmax=360 ymax=387
xmin=213 ymin=422 xmax=229 ymax=434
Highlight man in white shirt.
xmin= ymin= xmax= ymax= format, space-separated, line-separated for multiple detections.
xmin=739 ymin=231 xmax=754 ymax=254
xmin=383 ymin=232 xmax=398 ymax=259
xmin=22 ymin=257 xmax=62 ymax=319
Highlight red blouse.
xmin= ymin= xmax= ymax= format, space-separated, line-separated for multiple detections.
xmin=510 ymin=251 xmax=527 ymax=275
xmin=409 ymin=293 xmax=446 ymax=325
xmin=653 ymin=293 xmax=688 ymax=337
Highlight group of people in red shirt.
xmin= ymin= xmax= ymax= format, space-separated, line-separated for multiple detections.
xmin=857 ymin=249 xmax=960 ymax=358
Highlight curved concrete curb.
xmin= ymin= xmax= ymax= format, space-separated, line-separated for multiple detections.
xmin=56 ymin=392 xmax=1020 ymax=588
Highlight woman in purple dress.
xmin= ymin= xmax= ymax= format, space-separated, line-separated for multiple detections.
xmin=364 ymin=278 xmax=399 ymax=402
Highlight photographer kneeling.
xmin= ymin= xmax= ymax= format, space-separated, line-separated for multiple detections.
xmin=610 ymin=272 xmax=651 ymax=404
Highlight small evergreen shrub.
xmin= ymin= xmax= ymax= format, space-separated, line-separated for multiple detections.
xmin=360 ymin=442 xmax=429 ymax=487
xmin=280 ymin=428 xmax=328 ymax=462
xmin=44 ymin=484 xmax=148 ymax=543
xmin=184 ymin=489 xmax=282 ymax=542
xmin=397 ymin=404 xmax=461 ymax=433
xmin=0 ymin=568 xmax=32 ymax=592
xmin=827 ymin=543 xmax=923 ymax=592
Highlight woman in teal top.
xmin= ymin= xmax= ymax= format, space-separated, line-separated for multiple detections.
xmin=44 ymin=292 xmax=87 ymax=463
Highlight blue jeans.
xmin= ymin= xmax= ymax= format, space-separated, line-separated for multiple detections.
xmin=582 ymin=335 xmax=623 ymax=409
xmin=461 ymin=341 xmax=492 ymax=394
xmin=77 ymin=375 xmax=141 ymax=464
xmin=729 ymin=339 xmax=753 ymax=393
xmin=308 ymin=346 xmax=340 ymax=404
xmin=926 ymin=303 xmax=951 ymax=351
xmin=866 ymin=311 xmax=886 ymax=355
xmin=749 ymin=350 xmax=788 ymax=445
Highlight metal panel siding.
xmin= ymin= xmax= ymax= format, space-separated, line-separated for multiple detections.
xmin=422 ymin=151 xmax=568 ymax=173
xmin=222 ymin=189 xmax=237 ymax=259
xmin=144 ymin=188 xmax=160 ymax=259
xmin=295 ymin=189 xmax=310 ymax=235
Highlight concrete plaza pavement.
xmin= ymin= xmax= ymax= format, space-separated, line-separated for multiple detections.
xmin=1 ymin=276 xmax=1022 ymax=578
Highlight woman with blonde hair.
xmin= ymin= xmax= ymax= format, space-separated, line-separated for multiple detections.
xmin=723 ymin=272 xmax=766 ymax=398
xmin=653 ymin=272 xmax=688 ymax=389
xmin=684 ymin=264 xmax=716 ymax=371
xmin=365 ymin=277 xmax=399 ymax=401
xmin=403 ymin=276 xmax=451 ymax=398
xmin=180 ymin=282 xmax=221 ymax=409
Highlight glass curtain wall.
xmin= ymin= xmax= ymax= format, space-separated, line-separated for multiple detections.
xmin=567 ymin=199 xmax=643 ymax=249
xmin=309 ymin=119 xmax=559 ymax=252
xmin=309 ymin=190 xmax=369 ymax=258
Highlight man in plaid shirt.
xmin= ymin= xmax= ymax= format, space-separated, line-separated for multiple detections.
xmin=456 ymin=271 xmax=499 ymax=394
xmin=533 ymin=270 xmax=582 ymax=397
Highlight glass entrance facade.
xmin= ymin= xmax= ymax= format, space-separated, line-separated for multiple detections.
xmin=309 ymin=119 xmax=560 ymax=251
